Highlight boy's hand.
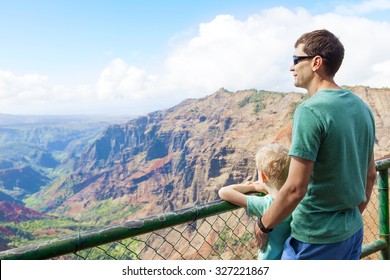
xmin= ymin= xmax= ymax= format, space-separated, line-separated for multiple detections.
xmin=253 ymin=181 xmax=268 ymax=194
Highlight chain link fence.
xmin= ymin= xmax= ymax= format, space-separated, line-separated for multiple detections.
xmin=65 ymin=190 xmax=382 ymax=260
xmin=66 ymin=207 xmax=256 ymax=260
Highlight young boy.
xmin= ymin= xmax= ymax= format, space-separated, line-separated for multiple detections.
xmin=218 ymin=144 xmax=291 ymax=260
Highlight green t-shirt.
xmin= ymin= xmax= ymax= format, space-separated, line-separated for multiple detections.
xmin=289 ymin=89 xmax=375 ymax=243
xmin=247 ymin=195 xmax=291 ymax=259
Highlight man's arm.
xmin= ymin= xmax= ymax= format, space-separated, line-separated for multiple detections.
xmin=254 ymin=156 xmax=313 ymax=249
xmin=359 ymin=154 xmax=376 ymax=214
xmin=260 ymin=156 xmax=313 ymax=229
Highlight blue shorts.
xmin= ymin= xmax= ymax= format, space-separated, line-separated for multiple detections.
xmin=281 ymin=227 xmax=363 ymax=260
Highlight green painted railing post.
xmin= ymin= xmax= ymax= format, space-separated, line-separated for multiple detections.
xmin=377 ymin=168 xmax=389 ymax=260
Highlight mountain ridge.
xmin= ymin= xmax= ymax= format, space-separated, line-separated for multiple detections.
xmin=25 ymin=86 xmax=390 ymax=224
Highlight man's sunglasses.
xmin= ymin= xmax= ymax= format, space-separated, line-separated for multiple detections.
xmin=293 ymin=55 xmax=316 ymax=65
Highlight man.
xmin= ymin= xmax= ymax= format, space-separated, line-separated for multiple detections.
xmin=255 ymin=29 xmax=377 ymax=260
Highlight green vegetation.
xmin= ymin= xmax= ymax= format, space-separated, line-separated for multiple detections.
xmin=23 ymin=176 xmax=73 ymax=212
xmin=1 ymin=199 xmax=142 ymax=250
xmin=0 ymin=116 xmax=111 ymax=207
xmin=74 ymin=199 xmax=141 ymax=225
xmin=213 ymin=225 xmax=240 ymax=256
xmin=1 ymin=217 xmax=95 ymax=249
xmin=239 ymin=93 xmax=262 ymax=109
xmin=73 ymin=239 xmax=144 ymax=260
xmin=239 ymin=90 xmax=287 ymax=113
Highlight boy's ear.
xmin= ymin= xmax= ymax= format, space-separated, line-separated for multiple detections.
xmin=261 ymin=173 xmax=268 ymax=183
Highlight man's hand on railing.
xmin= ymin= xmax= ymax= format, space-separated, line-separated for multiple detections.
xmin=254 ymin=220 xmax=268 ymax=251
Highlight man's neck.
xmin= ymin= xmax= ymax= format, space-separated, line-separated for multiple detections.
xmin=307 ymin=78 xmax=340 ymax=96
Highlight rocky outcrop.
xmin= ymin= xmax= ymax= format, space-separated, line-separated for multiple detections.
xmin=353 ymin=86 xmax=390 ymax=157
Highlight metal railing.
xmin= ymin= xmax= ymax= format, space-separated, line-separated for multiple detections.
xmin=0 ymin=158 xmax=389 ymax=260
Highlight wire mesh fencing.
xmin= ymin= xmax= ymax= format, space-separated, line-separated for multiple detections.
xmin=62 ymin=207 xmax=258 ymax=260
xmin=361 ymin=186 xmax=381 ymax=260
xmin=61 ymin=188 xmax=382 ymax=260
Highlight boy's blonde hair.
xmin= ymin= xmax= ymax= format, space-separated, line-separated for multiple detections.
xmin=255 ymin=144 xmax=290 ymax=190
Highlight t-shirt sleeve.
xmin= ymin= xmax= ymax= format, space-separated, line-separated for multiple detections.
xmin=246 ymin=195 xmax=272 ymax=217
xmin=289 ymin=105 xmax=322 ymax=161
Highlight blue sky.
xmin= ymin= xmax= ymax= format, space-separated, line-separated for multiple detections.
xmin=1 ymin=0 xmax=390 ymax=115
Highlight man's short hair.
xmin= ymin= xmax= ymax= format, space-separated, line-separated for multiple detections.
xmin=295 ymin=29 xmax=345 ymax=77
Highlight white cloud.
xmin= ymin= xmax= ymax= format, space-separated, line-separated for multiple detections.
xmin=0 ymin=70 xmax=49 ymax=100
xmin=162 ymin=8 xmax=312 ymax=96
xmin=335 ymin=0 xmax=390 ymax=16
xmin=1 ymin=4 xmax=390 ymax=115
xmin=160 ymin=6 xmax=390 ymax=98
xmin=96 ymin=58 xmax=160 ymax=100
xmin=0 ymin=70 xmax=97 ymax=114
xmin=362 ymin=60 xmax=390 ymax=87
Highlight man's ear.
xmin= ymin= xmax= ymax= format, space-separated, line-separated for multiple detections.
xmin=312 ymin=55 xmax=323 ymax=71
